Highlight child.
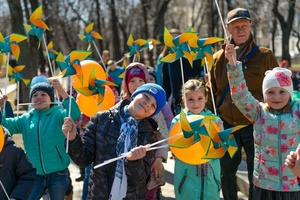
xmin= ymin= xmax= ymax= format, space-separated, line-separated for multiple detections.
xmin=146 ymin=67 xmax=174 ymax=199
xmin=171 ymin=79 xmax=222 ymax=200
xmin=107 ymin=59 xmax=125 ymax=93
xmin=62 ymin=83 xmax=166 ymax=199
xmin=0 ymin=126 xmax=36 ymax=200
xmin=120 ymin=62 xmax=149 ymax=100
xmin=0 ymin=78 xmax=81 ymax=200
xmin=225 ymin=44 xmax=300 ymax=198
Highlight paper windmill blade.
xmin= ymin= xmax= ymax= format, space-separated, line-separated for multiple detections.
xmin=202 ymin=125 xmax=245 ymax=159
xmin=0 ymin=32 xmax=27 ymax=61
xmin=160 ymin=27 xmax=196 ymax=67
xmin=56 ymin=50 xmax=92 ymax=84
xmin=189 ymin=37 xmax=224 ymax=69
xmin=0 ymin=126 xmax=4 ymax=152
xmin=23 ymin=5 xmax=49 ymax=48
xmin=78 ymin=22 xmax=102 ymax=50
xmin=168 ymin=114 xmax=210 ymax=165
xmin=8 ymin=65 xmax=25 ymax=83
xmin=44 ymin=41 xmax=58 ymax=60
xmin=126 ymin=34 xmax=148 ymax=61
xmin=143 ymin=38 xmax=161 ymax=51
xmin=75 ymin=67 xmax=115 ymax=105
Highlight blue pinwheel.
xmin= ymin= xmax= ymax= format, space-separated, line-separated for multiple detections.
xmin=7 ymin=65 xmax=30 ymax=86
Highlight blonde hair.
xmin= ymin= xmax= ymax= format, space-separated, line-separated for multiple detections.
xmin=181 ymin=79 xmax=207 ymax=100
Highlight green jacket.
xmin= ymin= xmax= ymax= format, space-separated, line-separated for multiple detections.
xmin=171 ymin=109 xmax=222 ymax=200
xmin=207 ymin=38 xmax=278 ymax=125
xmin=2 ymin=97 xmax=81 ymax=175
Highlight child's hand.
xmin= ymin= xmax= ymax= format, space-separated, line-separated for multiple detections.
xmin=52 ymin=79 xmax=69 ymax=100
xmin=126 ymin=145 xmax=149 ymax=161
xmin=0 ymin=95 xmax=7 ymax=108
xmin=62 ymin=117 xmax=77 ymax=141
xmin=225 ymin=44 xmax=237 ymax=67
xmin=285 ymin=148 xmax=300 ymax=177
xmin=151 ymin=158 xmax=164 ymax=178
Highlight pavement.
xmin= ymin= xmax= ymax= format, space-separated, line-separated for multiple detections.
xmin=68 ymin=151 xmax=249 ymax=200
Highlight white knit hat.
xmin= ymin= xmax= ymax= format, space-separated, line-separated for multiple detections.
xmin=262 ymin=67 xmax=293 ymax=98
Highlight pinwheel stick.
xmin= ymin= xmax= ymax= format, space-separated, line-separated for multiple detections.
xmin=204 ymin=57 xmax=217 ymax=115
xmin=0 ymin=180 xmax=10 ymax=200
xmin=66 ymin=76 xmax=73 ymax=153
xmin=179 ymin=57 xmax=188 ymax=110
xmin=93 ymin=132 xmax=183 ymax=169
xmin=3 ymin=53 xmax=10 ymax=111
xmin=42 ymin=35 xmax=55 ymax=76
xmin=92 ymin=41 xmax=106 ymax=71
xmin=214 ymin=0 xmax=237 ymax=66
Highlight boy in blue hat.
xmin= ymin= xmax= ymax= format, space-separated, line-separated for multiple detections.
xmin=62 ymin=83 xmax=166 ymax=200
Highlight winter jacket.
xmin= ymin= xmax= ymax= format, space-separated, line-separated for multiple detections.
xmin=171 ymin=109 xmax=222 ymax=200
xmin=68 ymin=99 xmax=160 ymax=199
xmin=0 ymin=128 xmax=36 ymax=200
xmin=207 ymin=37 xmax=278 ymax=126
xmin=228 ymin=62 xmax=300 ymax=191
xmin=1 ymin=97 xmax=81 ymax=175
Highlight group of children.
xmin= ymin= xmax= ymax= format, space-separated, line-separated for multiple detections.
xmin=2 ymin=42 xmax=300 ymax=199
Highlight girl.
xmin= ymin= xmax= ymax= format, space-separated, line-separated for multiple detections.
xmin=171 ymin=79 xmax=222 ymax=200
xmin=226 ymin=43 xmax=300 ymax=198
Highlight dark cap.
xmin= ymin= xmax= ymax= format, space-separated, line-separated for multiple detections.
xmin=227 ymin=8 xmax=251 ymax=24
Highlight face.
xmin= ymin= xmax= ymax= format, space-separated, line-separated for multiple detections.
xmin=227 ymin=19 xmax=252 ymax=45
xmin=147 ymin=75 xmax=156 ymax=83
xmin=128 ymin=77 xmax=145 ymax=95
xmin=109 ymin=64 xmax=116 ymax=71
xmin=264 ymin=87 xmax=290 ymax=110
xmin=128 ymin=93 xmax=157 ymax=119
xmin=31 ymin=91 xmax=51 ymax=110
xmin=184 ymin=89 xmax=207 ymax=114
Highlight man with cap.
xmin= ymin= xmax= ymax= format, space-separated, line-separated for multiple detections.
xmin=206 ymin=7 xmax=278 ymax=200
xmin=62 ymin=83 xmax=167 ymax=199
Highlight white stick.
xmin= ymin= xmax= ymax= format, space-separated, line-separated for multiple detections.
xmin=0 ymin=180 xmax=10 ymax=200
xmin=92 ymin=41 xmax=106 ymax=70
xmin=93 ymin=133 xmax=183 ymax=169
xmin=204 ymin=57 xmax=217 ymax=115
xmin=17 ymin=81 xmax=20 ymax=116
xmin=66 ymin=76 xmax=72 ymax=153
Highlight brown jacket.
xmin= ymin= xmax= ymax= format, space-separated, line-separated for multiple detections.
xmin=207 ymin=40 xmax=278 ymax=125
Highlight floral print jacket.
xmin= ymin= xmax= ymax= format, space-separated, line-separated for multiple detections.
xmin=227 ymin=62 xmax=300 ymax=192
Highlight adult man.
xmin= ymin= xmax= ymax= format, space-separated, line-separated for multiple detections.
xmin=207 ymin=8 xmax=278 ymax=200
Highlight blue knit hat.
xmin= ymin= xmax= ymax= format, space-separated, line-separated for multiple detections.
xmin=30 ymin=82 xmax=55 ymax=102
xmin=131 ymin=83 xmax=166 ymax=118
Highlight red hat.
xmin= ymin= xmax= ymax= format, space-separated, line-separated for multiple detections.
xmin=126 ymin=66 xmax=146 ymax=84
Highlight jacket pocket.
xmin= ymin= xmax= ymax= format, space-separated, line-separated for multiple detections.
xmin=177 ymin=169 xmax=187 ymax=194
xmin=56 ymin=146 xmax=63 ymax=161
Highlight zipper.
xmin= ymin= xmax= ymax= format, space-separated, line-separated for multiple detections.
xmin=37 ymin=112 xmax=47 ymax=174
xmin=278 ymin=115 xmax=282 ymax=189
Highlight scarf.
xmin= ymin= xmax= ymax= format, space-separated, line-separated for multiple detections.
xmin=231 ymin=33 xmax=253 ymax=60
xmin=110 ymin=105 xmax=139 ymax=200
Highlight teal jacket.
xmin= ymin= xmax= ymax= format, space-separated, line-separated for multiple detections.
xmin=171 ymin=109 xmax=222 ymax=200
xmin=2 ymin=97 xmax=81 ymax=175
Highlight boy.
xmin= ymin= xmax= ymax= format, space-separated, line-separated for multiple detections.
xmin=62 ymin=83 xmax=166 ymax=199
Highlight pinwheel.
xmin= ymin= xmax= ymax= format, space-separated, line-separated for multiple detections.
xmin=160 ymin=27 xmax=198 ymax=67
xmin=75 ymin=67 xmax=116 ymax=105
xmin=0 ymin=32 xmax=27 ymax=61
xmin=7 ymin=65 xmax=30 ymax=85
xmin=45 ymin=41 xmax=58 ymax=60
xmin=126 ymin=34 xmax=148 ymax=62
xmin=189 ymin=37 xmax=224 ymax=70
xmin=78 ymin=22 xmax=103 ymax=50
xmin=0 ymin=126 xmax=3 ymax=152
xmin=169 ymin=109 xmax=244 ymax=164
xmin=56 ymin=50 xmax=92 ymax=85
xmin=23 ymin=5 xmax=49 ymax=49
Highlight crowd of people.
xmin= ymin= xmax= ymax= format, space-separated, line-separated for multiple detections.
xmin=1 ymin=6 xmax=300 ymax=200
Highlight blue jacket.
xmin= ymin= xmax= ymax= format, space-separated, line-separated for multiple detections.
xmin=171 ymin=109 xmax=222 ymax=200
xmin=1 ymin=97 xmax=81 ymax=175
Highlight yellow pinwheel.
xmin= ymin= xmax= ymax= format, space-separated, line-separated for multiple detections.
xmin=0 ymin=32 xmax=27 ymax=61
xmin=23 ymin=5 xmax=49 ymax=48
xmin=126 ymin=34 xmax=148 ymax=62
xmin=7 ymin=65 xmax=30 ymax=86
xmin=78 ymin=22 xmax=103 ymax=50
